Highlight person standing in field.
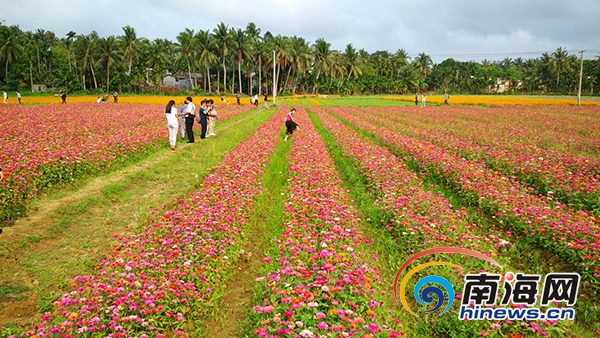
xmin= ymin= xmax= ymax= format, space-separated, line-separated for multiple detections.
xmin=206 ymin=99 xmax=217 ymax=137
xmin=236 ymin=92 xmax=241 ymax=105
xmin=415 ymin=92 xmax=418 ymax=106
xmin=61 ymin=92 xmax=67 ymax=104
xmin=253 ymin=94 xmax=259 ymax=107
xmin=264 ymin=92 xmax=268 ymax=107
xmin=183 ymin=96 xmax=195 ymax=143
xmin=284 ymin=108 xmax=300 ymax=142
xmin=165 ymin=100 xmax=179 ymax=150
xmin=197 ymin=99 xmax=209 ymax=139
xmin=113 ymin=92 xmax=118 ymax=103
xmin=2 ymin=91 xmax=7 ymax=104
xmin=16 ymin=91 xmax=22 ymax=104
xmin=179 ymin=103 xmax=187 ymax=139
xmin=421 ymin=93 xmax=426 ymax=107
xmin=444 ymin=91 xmax=449 ymax=105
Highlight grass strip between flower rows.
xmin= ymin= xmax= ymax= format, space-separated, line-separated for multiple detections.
xmin=8 ymin=107 xmax=283 ymax=338
xmin=247 ymin=106 xmax=403 ymax=337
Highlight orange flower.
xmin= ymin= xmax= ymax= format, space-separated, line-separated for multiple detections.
xmin=68 ymin=312 xmax=79 ymax=320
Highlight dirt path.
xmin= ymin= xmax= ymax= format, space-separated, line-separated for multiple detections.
xmin=0 ymin=108 xmax=268 ymax=330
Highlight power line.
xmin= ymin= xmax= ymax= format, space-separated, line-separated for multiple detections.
xmin=412 ymin=49 xmax=600 ymax=59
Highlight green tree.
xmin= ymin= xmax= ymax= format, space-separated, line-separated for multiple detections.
xmin=176 ymin=28 xmax=196 ymax=88
xmin=232 ymin=28 xmax=253 ymax=94
xmin=213 ymin=22 xmax=233 ymax=94
xmin=412 ymin=52 xmax=433 ymax=80
xmin=196 ymin=29 xmax=217 ymax=93
xmin=0 ymin=25 xmax=25 ymax=79
xmin=551 ymin=47 xmax=570 ymax=87
xmin=97 ymin=35 xmax=122 ymax=91
xmin=121 ymin=25 xmax=139 ymax=75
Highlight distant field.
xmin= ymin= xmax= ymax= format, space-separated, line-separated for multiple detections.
xmin=9 ymin=93 xmax=600 ymax=106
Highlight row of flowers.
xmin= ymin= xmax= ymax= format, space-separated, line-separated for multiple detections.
xmin=9 ymin=107 xmax=283 ymax=337
xmin=349 ymin=106 xmax=600 ymax=213
xmin=380 ymin=105 xmax=600 ymax=172
xmin=250 ymin=106 xmax=403 ymax=337
xmin=0 ymin=103 xmax=253 ymax=223
xmin=312 ymin=106 xmax=510 ymax=254
xmin=326 ymin=107 xmax=600 ymax=283
xmin=383 ymin=96 xmax=600 ymax=107
xmin=5 ymin=95 xmax=266 ymax=106
xmin=311 ymin=108 xmax=561 ymax=337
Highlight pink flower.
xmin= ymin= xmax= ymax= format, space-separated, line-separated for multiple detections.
xmin=316 ymin=321 xmax=328 ymax=330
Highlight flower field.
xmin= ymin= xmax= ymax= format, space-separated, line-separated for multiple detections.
xmin=0 ymin=103 xmax=253 ymax=223
xmin=384 ymin=95 xmax=600 ymax=106
xmin=3 ymin=101 xmax=600 ymax=337
xmin=8 ymin=95 xmax=259 ymax=106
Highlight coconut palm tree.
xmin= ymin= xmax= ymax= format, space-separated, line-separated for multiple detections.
xmin=551 ymin=47 xmax=570 ymax=86
xmin=272 ymin=35 xmax=291 ymax=94
xmin=73 ymin=33 xmax=98 ymax=89
xmin=253 ymin=38 xmax=270 ymax=95
xmin=232 ymin=28 xmax=253 ymax=94
xmin=65 ymin=31 xmax=76 ymax=72
xmin=176 ymin=28 xmax=196 ymax=88
xmin=413 ymin=52 xmax=433 ymax=80
xmin=312 ymin=38 xmax=332 ymax=93
xmin=288 ymin=37 xmax=312 ymax=94
xmin=97 ymin=35 xmax=122 ymax=92
xmin=196 ymin=29 xmax=217 ymax=93
xmin=213 ymin=22 xmax=233 ymax=94
xmin=344 ymin=44 xmax=362 ymax=79
xmin=121 ymin=25 xmax=139 ymax=75
xmin=0 ymin=25 xmax=25 ymax=78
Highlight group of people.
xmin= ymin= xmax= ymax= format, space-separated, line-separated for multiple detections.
xmin=95 ymin=92 xmax=119 ymax=103
xmin=2 ymin=91 xmax=23 ymax=104
xmin=414 ymin=92 xmax=450 ymax=107
xmin=165 ymin=97 xmax=218 ymax=150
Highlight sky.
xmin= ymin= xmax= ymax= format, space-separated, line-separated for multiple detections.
xmin=1 ymin=0 xmax=599 ymax=63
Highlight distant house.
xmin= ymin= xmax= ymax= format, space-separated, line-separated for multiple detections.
xmin=32 ymin=84 xmax=48 ymax=92
xmin=161 ymin=72 xmax=202 ymax=91
xmin=492 ymin=78 xmax=523 ymax=93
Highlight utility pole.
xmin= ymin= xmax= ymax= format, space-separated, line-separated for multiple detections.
xmin=577 ymin=50 xmax=584 ymax=106
xmin=273 ymin=50 xmax=277 ymax=105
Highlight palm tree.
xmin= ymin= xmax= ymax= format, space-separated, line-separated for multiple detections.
xmin=65 ymin=31 xmax=76 ymax=72
xmin=551 ymin=47 xmax=570 ymax=86
xmin=121 ymin=25 xmax=139 ymax=75
xmin=313 ymin=38 xmax=332 ymax=82
xmin=213 ymin=22 xmax=233 ymax=94
xmin=73 ymin=33 xmax=98 ymax=90
xmin=196 ymin=30 xmax=217 ymax=93
xmin=344 ymin=44 xmax=362 ymax=79
xmin=413 ymin=52 xmax=433 ymax=80
xmin=176 ymin=28 xmax=196 ymax=88
xmin=97 ymin=35 xmax=122 ymax=92
xmin=0 ymin=25 xmax=25 ymax=78
xmin=254 ymin=38 xmax=269 ymax=95
xmin=288 ymin=37 xmax=312 ymax=94
xmin=232 ymin=28 xmax=253 ymax=94
xmin=272 ymin=35 xmax=291 ymax=94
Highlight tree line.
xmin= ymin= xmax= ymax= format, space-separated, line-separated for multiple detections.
xmin=1 ymin=22 xmax=599 ymax=96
